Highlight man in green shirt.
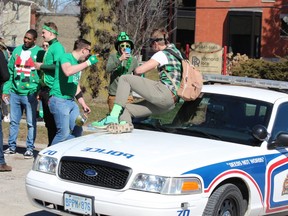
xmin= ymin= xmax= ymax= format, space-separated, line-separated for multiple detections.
xmin=49 ymin=39 xmax=98 ymax=145
xmin=35 ymin=22 xmax=65 ymax=146
xmin=3 ymin=29 xmax=42 ymax=158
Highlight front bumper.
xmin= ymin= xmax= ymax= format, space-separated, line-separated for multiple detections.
xmin=26 ymin=170 xmax=207 ymax=216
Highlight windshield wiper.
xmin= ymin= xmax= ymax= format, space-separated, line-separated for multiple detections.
xmin=133 ymin=122 xmax=170 ymax=132
xmin=170 ymin=127 xmax=223 ymax=140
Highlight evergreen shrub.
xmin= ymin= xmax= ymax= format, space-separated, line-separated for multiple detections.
xmin=230 ymin=55 xmax=288 ymax=81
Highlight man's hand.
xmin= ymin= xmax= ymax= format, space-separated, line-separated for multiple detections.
xmin=2 ymin=94 xmax=9 ymax=104
xmin=119 ymin=52 xmax=130 ymax=61
xmin=83 ymin=105 xmax=91 ymax=114
xmin=34 ymin=62 xmax=43 ymax=70
xmin=86 ymin=55 xmax=98 ymax=66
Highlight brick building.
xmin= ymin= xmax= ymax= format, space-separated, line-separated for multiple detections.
xmin=0 ymin=0 xmax=38 ymax=47
xmin=0 ymin=0 xmax=79 ymax=52
xmin=173 ymin=0 xmax=288 ymax=59
xmin=2 ymin=0 xmax=287 ymax=60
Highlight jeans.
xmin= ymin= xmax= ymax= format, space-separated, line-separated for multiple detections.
xmin=8 ymin=92 xmax=38 ymax=151
xmin=48 ymin=96 xmax=82 ymax=145
xmin=0 ymin=111 xmax=5 ymax=165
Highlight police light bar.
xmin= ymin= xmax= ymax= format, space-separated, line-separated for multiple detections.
xmin=203 ymin=74 xmax=288 ymax=90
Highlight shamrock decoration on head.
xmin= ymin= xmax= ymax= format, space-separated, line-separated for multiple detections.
xmin=114 ymin=32 xmax=134 ymax=54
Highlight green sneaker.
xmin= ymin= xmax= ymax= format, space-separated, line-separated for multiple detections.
xmin=90 ymin=115 xmax=119 ymax=129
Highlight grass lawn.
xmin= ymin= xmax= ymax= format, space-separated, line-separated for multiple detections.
xmin=2 ymin=100 xmax=109 ymax=145
xmin=2 ymin=68 xmax=159 ymax=145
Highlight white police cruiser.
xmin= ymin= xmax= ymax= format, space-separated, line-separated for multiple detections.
xmin=26 ymin=75 xmax=288 ymax=216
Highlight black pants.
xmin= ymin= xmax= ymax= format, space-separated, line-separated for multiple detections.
xmin=39 ymin=87 xmax=56 ymax=146
xmin=1 ymin=99 xmax=8 ymax=117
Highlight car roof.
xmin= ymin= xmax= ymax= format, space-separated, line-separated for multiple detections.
xmin=202 ymin=84 xmax=288 ymax=103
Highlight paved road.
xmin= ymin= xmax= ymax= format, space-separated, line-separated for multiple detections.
xmin=0 ymin=120 xmax=94 ymax=216
xmin=0 ymin=141 xmax=56 ymax=216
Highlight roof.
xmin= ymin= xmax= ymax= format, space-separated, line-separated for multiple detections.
xmin=202 ymin=84 xmax=288 ymax=103
xmin=37 ymin=5 xmax=51 ymax=13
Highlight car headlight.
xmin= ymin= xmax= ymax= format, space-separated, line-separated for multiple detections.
xmin=33 ymin=155 xmax=58 ymax=175
xmin=131 ymin=173 xmax=202 ymax=195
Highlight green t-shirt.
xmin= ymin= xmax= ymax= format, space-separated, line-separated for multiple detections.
xmin=50 ymin=53 xmax=81 ymax=99
xmin=40 ymin=38 xmax=65 ymax=88
xmin=3 ymin=44 xmax=42 ymax=95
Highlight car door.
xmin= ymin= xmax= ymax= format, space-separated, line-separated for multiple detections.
xmin=265 ymin=102 xmax=288 ymax=215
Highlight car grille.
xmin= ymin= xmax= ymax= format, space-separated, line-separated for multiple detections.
xmin=59 ymin=156 xmax=132 ymax=189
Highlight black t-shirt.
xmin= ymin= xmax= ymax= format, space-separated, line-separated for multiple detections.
xmin=0 ymin=51 xmax=10 ymax=93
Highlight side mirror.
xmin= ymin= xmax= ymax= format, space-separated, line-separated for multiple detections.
xmin=268 ymin=132 xmax=288 ymax=149
xmin=252 ymin=124 xmax=268 ymax=141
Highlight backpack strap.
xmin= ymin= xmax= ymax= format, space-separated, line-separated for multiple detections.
xmin=162 ymin=49 xmax=184 ymax=91
xmin=164 ymin=49 xmax=188 ymax=61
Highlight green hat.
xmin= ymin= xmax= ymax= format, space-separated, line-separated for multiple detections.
xmin=114 ymin=32 xmax=134 ymax=50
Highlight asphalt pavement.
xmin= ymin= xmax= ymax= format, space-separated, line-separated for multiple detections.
xmin=0 ymin=119 xmax=61 ymax=215
xmin=0 ymin=119 xmax=94 ymax=216
xmin=0 ymin=140 xmax=57 ymax=215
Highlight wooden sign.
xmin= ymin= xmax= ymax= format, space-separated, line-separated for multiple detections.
xmin=189 ymin=42 xmax=223 ymax=74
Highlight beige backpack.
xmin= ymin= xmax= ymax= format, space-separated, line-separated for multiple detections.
xmin=164 ymin=49 xmax=203 ymax=101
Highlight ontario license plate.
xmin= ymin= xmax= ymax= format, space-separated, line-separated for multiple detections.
xmin=64 ymin=192 xmax=93 ymax=215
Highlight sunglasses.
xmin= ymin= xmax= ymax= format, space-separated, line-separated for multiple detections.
xmin=42 ymin=45 xmax=49 ymax=48
xmin=120 ymin=43 xmax=131 ymax=49
xmin=85 ymin=48 xmax=91 ymax=52
xmin=149 ymin=38 xmax=163 ymax=47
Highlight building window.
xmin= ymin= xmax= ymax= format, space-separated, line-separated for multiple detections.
xmin=176 ymin=0 xmax=196 ymax=10
xmin=228 ymin=11 xmax=262 ymax=58
xmin=280 ymin=14 xmax=288 ymax=37
xmin=262 ymin=0 xmax=275 ymax=2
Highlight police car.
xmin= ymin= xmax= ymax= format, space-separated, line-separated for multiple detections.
xmin=26 ymin=75 xmax=288 ymax=216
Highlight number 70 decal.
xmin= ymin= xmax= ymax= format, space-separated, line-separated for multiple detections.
xmin=42 ymin=150 xmax=57 ymax=155
xmin=177 ymin=209 xmax=190 ymax=216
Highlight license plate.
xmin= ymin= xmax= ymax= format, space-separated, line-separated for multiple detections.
xmin=64 ymin=192 xmax=93 ymax=215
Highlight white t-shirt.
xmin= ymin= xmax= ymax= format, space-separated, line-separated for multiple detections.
xmin=151 ymin=51 xmax=168 ymax=66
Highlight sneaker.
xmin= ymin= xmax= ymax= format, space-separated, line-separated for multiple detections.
xmin=0 ymin=164 xmax=12 ymax=172
xmin=107 ymin=122 xmax=134 ymax=134
xmin=4 ymin=148 xmax=16 ymax=154
xmin=24 ymin=150 xmax=34 ymax=159
xmin=3 ymin=114 xmax=10 ymax=123
xmin=90 ymin=115 xmax=119 ymax=129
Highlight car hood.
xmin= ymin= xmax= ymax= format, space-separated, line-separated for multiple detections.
xmin=44 ymin=129 xmax=261 ymax=176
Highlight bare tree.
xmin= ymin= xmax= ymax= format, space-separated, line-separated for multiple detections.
xmin=32 ymin=0 xmax=78 ymax=12
xmin=114 ymin=0 xmax=176 ymax=56
xmin=79 ymin=0 xmax=176 ymax=98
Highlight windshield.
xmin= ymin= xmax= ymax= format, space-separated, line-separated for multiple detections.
xmin=134 ymin=93 xmax=273 ymax=146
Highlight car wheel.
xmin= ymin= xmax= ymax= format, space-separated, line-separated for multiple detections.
xmin=203 ymin=183 xmax=246 ymax=216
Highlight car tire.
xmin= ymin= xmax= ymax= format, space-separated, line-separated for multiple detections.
xmin=202 ymin=183 xmax=246 ymax=216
